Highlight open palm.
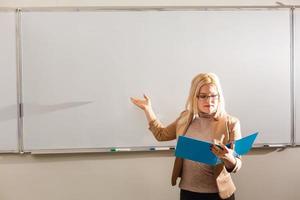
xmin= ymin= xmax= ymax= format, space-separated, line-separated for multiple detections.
xmin=130 ymin=94 xmax=151 ymax=111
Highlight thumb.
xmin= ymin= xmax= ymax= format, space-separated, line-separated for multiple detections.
xmin=143 ymin=94 xmax=150 ymax=100
xmin=213 ymin=139 xmax=220 ymax=145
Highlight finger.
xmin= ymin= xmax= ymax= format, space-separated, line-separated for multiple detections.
xmin=213 ymin=139 xmax=220 ymax=145
xmin=219 ymin=143 xmax=229 ymax=153
xmin=211 ymin=145 xmax=223 ymax=154
xmin=130 ymin=97 xmax=136 ymax=103
xmin=213 ymin=144 xmax=228 ymax=155
xmin=211 ymin=147 xmax=222 ymax=157
xmin=210 ymin=146 xmax=218 ymax=155
xmin=211 ymin=142 xmax=224 ymax=152
xmin=143 ymin=94 xmax=149 ymax=100
xmin=130 ymin=97 xmax=137 ymax=101
xmin=131 ymin=99 xmax=140 ymax=105
xmin=130 ymin=98 xmax=142 ymax=106
xmin=211 ymin=144 xmax=220 ymax=151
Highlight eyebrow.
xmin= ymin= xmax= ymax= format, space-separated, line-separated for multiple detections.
xmin=198 ymin=93 xmax=218 ymax=95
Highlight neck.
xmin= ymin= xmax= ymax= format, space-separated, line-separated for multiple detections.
xmin=198 ymin=111 xmax=215 ymax=118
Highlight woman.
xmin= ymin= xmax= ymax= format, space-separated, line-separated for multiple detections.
xmin=130 ymin=73 xmax=241 ymax=200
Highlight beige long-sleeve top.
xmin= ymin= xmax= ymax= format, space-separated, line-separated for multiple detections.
xmin=148 ymin=110 xmax=242 ymax=199
xmin=179 ymin=116 xmax=219 ymax=193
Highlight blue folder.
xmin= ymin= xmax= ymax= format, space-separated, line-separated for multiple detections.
xmin=175 ymin=132 xmax=258 ymax=165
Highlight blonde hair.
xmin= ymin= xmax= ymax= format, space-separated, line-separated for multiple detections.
xmin=178 ymin=73 xmax=226 ymax=127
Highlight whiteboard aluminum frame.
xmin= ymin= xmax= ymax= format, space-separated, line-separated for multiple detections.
xmin=290 ymin=7 xmax=296 ymax=146
xmin=16 ymin=8 xmax=24 ymax=153
xmin=28 ymin=144 xmax=290 ymax=154
xmin=294 ymin=8 xmax=300 ymax=145
xmin=15 ymin=7 xmax=296 ymax=154
xmin=18 ymin=6 xmax=294 ymax=12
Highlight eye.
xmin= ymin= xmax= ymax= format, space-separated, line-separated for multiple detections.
xmin=198 ymin=94 xmax=207 ymax=99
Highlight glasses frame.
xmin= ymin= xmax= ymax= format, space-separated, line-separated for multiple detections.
xmin=196 ymin=93 xmax=220 ymax=101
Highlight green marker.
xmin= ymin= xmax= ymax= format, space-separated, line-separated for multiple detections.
xmin=110 ymin=148 xmax=131 ymax=152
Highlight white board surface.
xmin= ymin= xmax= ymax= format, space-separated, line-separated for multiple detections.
xmin=0 ymin=12 xmax=18 ymax=152
xmin=21 ymin=10 xmax=291 ymax=151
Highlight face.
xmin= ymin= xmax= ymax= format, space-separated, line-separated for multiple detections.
xmin=197 ymin=84 xmax=219 ymax=114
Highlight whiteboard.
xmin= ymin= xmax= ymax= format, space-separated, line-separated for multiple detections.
xmin=295 ymin=9 xmax=300 ymax=145
xmin=21 ymin=10 xmax=291 ymax=152
xmin=0 ymin=12 xmax=18 ymax=152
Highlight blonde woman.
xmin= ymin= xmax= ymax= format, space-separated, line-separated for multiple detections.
xmin=130 ymin=73 xmax=241 ymax=200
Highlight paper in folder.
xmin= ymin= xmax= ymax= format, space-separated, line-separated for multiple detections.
xmin=175 ymin=132 xmax=258 ymax=165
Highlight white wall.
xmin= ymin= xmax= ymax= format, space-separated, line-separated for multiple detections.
xmin=0 ymin=148 xmax=300 ymax=200
xmin=0 ymin=1 xmax=299 ymax=200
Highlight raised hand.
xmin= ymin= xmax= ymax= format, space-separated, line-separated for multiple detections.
xmin=130 ymin=94 xmax=152 ymax=111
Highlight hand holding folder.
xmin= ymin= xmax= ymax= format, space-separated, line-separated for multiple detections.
xmin=175 ymin=132 xmax=258 ymax=165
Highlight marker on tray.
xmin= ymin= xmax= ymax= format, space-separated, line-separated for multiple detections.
xmin=149 ymin=147 xmax=175 ymax=151
xmin=110 ymin=148 xmax=131 ymax=152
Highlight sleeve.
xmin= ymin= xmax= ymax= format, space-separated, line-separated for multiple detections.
xmin=227 ymin=117 xmax=242 ymax=173
xmin=148 ymin=111 xmax=188 ymax=142
xmin=228 ymin=117 xmax=242 ymax=142
xmin=148 ymin=118 xmax=177 ymax=142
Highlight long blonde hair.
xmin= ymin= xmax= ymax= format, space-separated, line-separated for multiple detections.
xmin=178 ymin=73 xmax=226 ymax=127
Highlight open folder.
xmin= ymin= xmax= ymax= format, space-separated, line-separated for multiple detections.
xmin=175 ymin=132 xmax=258 ymax=165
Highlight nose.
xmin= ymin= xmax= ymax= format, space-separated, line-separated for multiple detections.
xmin=207 ymin=97 xmax=216 ymax=105
xmin=205 ymin=96 xmax=213 ymax=102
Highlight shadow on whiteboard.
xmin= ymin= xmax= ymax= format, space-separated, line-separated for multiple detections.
xmin=24 ymin=101 xmax=93 ymax=116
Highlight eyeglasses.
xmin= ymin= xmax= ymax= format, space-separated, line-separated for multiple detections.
xmin=197 ymin=94 xmax=219 ymax=101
